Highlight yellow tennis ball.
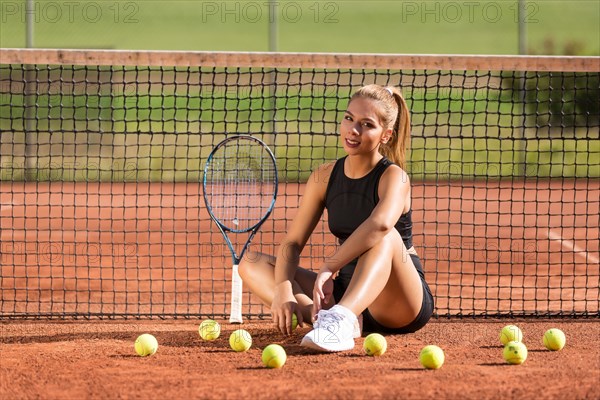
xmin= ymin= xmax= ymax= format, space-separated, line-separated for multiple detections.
xmin=134 ymin=333 xmax=158 ymax=356
xmin=229 ymin=329 xmax=252 ymax=352
xmin=363 ymin=333 xmax=387 ymax=356
xmin=291 ymin=313 xmax=298 ymax=330
xmin=543 ymin=328 xmax=566 ymax=351
xmin=262 ymin=344 xmax=287 ymax=368
xmin=199 ymin=319 xmax=221 ymax=341
xmin=503 ymin=341 xmax=528 ymax=365
xmin=500 ymin=324 xmax=523 ymax=345
xmin=419 ymin=345 xmax=445 ymax=369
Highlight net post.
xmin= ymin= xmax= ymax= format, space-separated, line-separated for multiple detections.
xmin=516 ymin=0 xmax=528 ymax=178
xmin=518 ymin=0 xmax=527 ymax=56
xmin=265 ymin=0 xmax=278 ymax=148
xmin=26 ymin=0 xmax=34 ymax=48
xmin=24 ymin=0 xmax=36 ymax=181
xmin=24 ymin=64 xmax=36 ymax=181
xmin=516 ymin=71 xmax=528 ymax=178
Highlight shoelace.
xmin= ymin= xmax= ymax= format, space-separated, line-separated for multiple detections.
xmin=315 ymin=310 xmax=348 ymax=333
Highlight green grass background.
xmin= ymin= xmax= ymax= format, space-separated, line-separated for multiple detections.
xmin=1 ymin=1 xmax=599 ymax=54
xmin=2 ymin=85 xmax=598 ymax=181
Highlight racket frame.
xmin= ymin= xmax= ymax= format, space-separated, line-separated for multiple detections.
xmin=202 ymin=135 xmax=278 ymax=323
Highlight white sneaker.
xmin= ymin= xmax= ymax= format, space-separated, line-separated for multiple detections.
xmin=300 ymin=305 xmax=358 ymax=352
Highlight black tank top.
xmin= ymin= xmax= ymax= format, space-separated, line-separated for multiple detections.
xmin=325 ymin=157 xmax=413 ymax=249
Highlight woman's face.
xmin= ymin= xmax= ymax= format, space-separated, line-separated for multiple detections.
xmin=340 ymin=97 xmax=391 ymax=156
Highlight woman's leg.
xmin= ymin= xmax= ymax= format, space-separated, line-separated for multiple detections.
xmin=238 ymin=251 xmax=318 ymax=323
xmin=337 ymin=229 xmax=424 ymax=328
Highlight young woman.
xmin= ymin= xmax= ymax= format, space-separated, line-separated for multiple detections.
xmin=238 ymin=84 xmax=434 ymax=352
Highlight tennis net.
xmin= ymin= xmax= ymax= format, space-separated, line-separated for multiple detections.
xmin=0 ymin=49 xmax=598 ymax=319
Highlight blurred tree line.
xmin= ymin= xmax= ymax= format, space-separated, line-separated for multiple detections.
xmin=502 ymin=38 xmax=600 ymax=129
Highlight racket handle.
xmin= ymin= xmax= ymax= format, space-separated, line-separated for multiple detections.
xmin=229 ymin=264 xmax=243 ymax=324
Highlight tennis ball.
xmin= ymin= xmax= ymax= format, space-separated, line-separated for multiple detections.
xmin=134 ymin=333 xmax=158 ymax=356
xmin=419 ymin=345 xmax=445 ymax=369
xmin=500 ymin=324 xmax=523 ymax=345
xmin=543 ymin=328 xmax=566 ymax=351
xmin=291 ymin=313 xmax=298 ymax=330
xmin=363 ymin=333 xmax=387 ymax=356
xmin=199 ymin=319 xmax=221 ymax=341
xmin=229 ymin=329 xmax=252 ymax=352
xmin=262 ymin=344 xmax=287 ymax=368
xmin=503 ymin=341 xmax=528 ymax=365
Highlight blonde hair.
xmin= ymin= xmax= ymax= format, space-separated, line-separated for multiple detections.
xmin=350 ymin=84 xmax=411 ymax=169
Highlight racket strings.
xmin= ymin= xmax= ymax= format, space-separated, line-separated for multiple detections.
xmin=205 ymin=141 xmax=276 ymax=232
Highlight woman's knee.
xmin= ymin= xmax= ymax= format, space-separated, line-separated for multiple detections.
xmin=379 ymin=229 xmax=404 ymax=248
xmin=238 ymin=251 xmax=272 ymax=281
xmin=366 ymin=230 xmax=401 ymax=258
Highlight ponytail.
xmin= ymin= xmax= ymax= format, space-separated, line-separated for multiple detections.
xmin=350 ymin=85 xmax=411 ymax=169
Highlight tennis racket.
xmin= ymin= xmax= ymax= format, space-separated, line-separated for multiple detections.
xmin=203 ymin=135 xmax=278 ymax=323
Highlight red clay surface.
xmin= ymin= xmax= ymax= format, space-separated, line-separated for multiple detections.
xmin=1 ymin=319 xmax=599 ymax=399
xmin=1 ymin=180 xmax=598 ymax=317
xmin=0 ymin=179 xmax=599 ymax=398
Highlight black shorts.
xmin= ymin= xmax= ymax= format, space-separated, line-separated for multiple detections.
xmin=332 ymin=253 xmax=434 ymax=334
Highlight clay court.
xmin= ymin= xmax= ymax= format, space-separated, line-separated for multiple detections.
xmin=1 ymin=180 xmax=599 ymax=399
xmin=1 ymin=49 xmax=599 ymax=399
xmin=1 ymin=320 xmax=599 ymax=399
xmin=1 ymin=180 xmax=598 ymax=317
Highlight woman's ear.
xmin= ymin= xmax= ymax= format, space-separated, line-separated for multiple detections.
xmin=381 ymin=128 xmax=393 ymax=144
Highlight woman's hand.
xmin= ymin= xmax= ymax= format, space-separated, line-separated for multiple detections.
xmin=271 ymin=281 xmax=302 ymax=336
xmin=312 ymin=267 xmax=334 ymax=321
